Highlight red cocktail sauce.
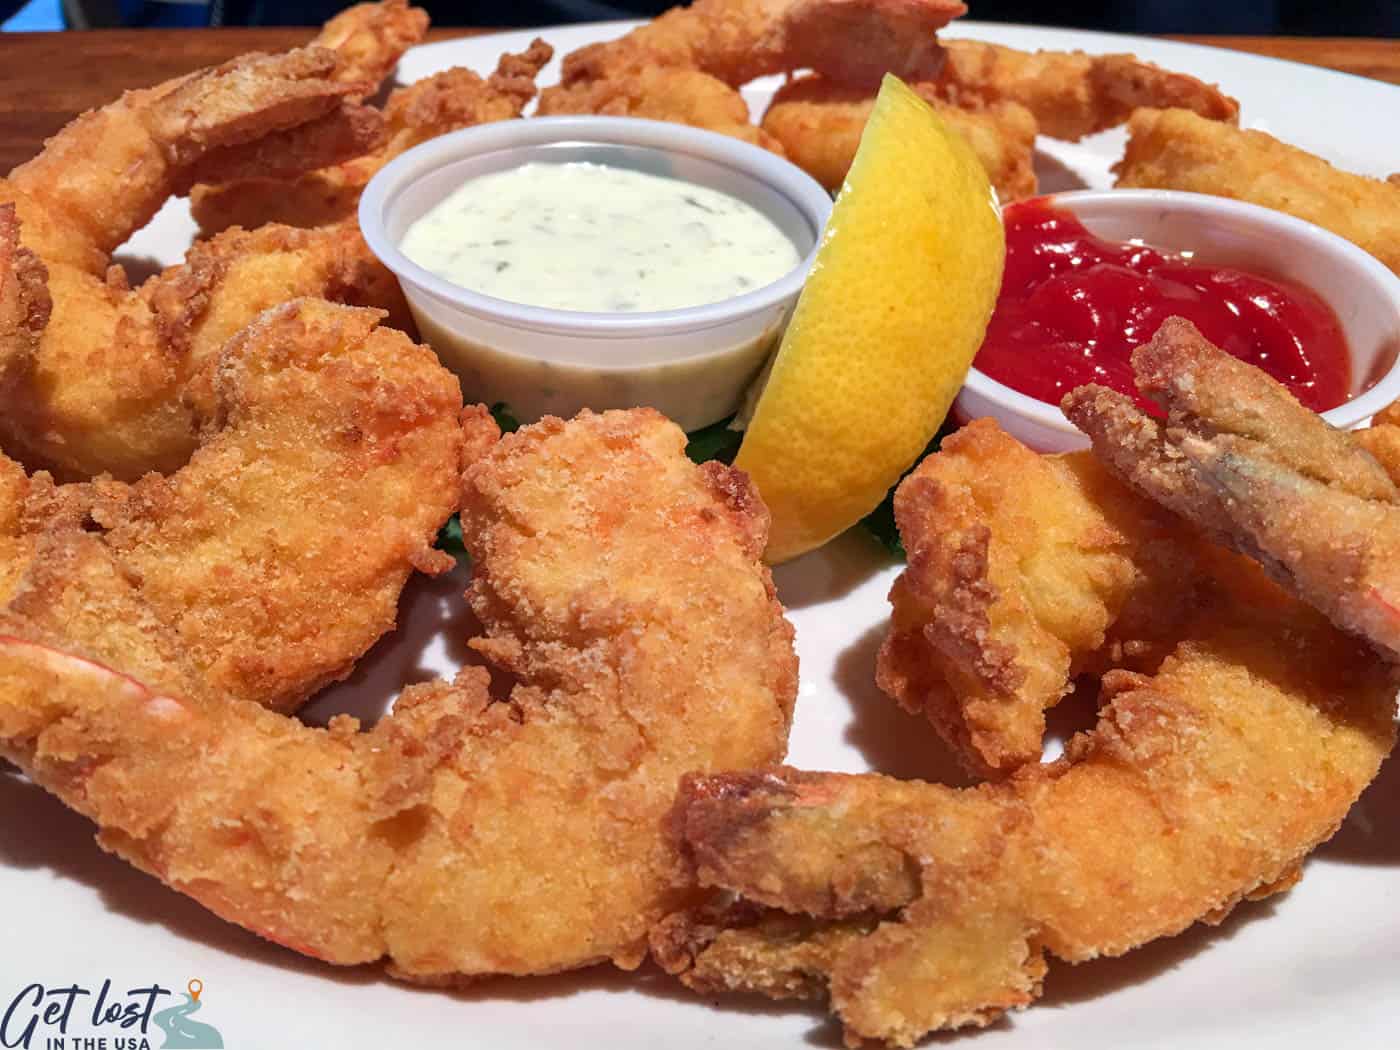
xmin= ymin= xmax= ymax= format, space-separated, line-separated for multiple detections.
xmin=975 ymin=198 xmax=1351 ymax=413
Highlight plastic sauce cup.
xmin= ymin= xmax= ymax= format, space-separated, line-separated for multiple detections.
xmin=360 ymin=116 xmax=834 ymax=431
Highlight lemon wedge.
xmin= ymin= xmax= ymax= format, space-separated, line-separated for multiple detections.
xmin=734 ymin=75 xmax=1005 ymax=563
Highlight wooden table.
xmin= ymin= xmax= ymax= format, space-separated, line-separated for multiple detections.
xmin=0 ymin=27 xmax=1396 ymax=173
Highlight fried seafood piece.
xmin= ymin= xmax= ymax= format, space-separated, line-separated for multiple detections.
xmin=4 ymin=299 xmax=464 ymax=712
xmin=538 ymin=0 xmax=965 ymax=147
xmin=0 ymin=49 xmax=399 ymax=481
xmin=1064 ymin=317 xmax=1400 ymax=661
xmin=1114 ymin=108 xmax=1400 ymax=276
xmin=538 ymin=66 xmax=784 ymax=153
xmin=929 ymin=40 xmax=1237 ymax=141
xmin=311 ymin=0 xmax=429 ymax=92
xmin=657 ymin=596 xmax=1394 ymax=1045
xmin=875 ymin=419 xmax=1211 ymax=777
xmin=0 ymin=408 xmax=797 ymax=977
xmin=555 ymin=0 xmax=967 ymax=91
xmin=192 ymin=40 xmax=553 ymax=235
xmin=759 ymin=74 xmax=1037 ymax=198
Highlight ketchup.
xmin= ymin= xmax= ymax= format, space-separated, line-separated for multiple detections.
xmin=975 ymin=198 xmax=1351 ymax=413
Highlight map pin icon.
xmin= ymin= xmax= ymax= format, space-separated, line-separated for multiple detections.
xmin=188 ymin=979 xmax=203 ymax=1002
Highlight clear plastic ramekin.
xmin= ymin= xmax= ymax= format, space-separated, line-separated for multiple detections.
xmin=359 ymin=116 xmax=834 ymax=431
xmin=953 ymin=189 xmax=1400 ymax=451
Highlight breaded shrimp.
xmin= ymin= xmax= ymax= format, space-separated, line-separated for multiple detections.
xmin=538 ymin=65 xmax=785 ymax=153
xmin=0 ymin=48 xmax=399 ymax=481
xmin=311 ymin=0 xmax=429 ymax=92
xmin=193 ymin=40 xmax=553 ymax=235
xmin=3 ymin=299 xmax=464 ymax=712
xmin=1065 ymin=317 xmax=1400 ymax=660
xmin=539 ymin=0 xmax=965 ymax=148
xmin=932 ymin=41 xmax=1238 ymax=141
xmin=658 ymin=598 xmax=1393 ymax=1044
xmin=760 ymin=74 xmax=1037 ymax=198
xmin=876 ymin=419 xmax=1210 ymax=777
xmin=0 ymin=408 xmax=797 ymax=978
xmin=1114 ymin=107 xmax=1400 ymax=276
xmin=556 ymin=0 xmax=966 ymax=91
xmin=655 ymin=433 xmax=1395 ymax=1045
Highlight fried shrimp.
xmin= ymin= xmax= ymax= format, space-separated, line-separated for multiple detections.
xmin=538 ymin=0 xmax=965 ymax=147
xmin=930 ymin=41 xmax=1238 ymax=141
xmin=1064 ymin=317 xmax=1400 ymax=661
xmin=760 ymin=74 xmax=1037 ymax=198
xmin=1114 ymin=107 xmax=1400 ymax=276
xmin=0 ymin=48 xmax=403 ymax=481
xmin=310 ymin=0 xmax=429 ymax=91
xmin=874 ymin=419 xmax=1211 ymax=777
xmin=654 ymin=415 xmax=1395 ymax=1044
xmin=2 ymin=299 xmax=464 ymax=711
xmin=192 ymin=40 xmax=554 ymax=236
xmin=539 ymin=65 xmax=785 ymax=152
xmin=0 ymin=407 xmax=797 ymax=977
xmin=556 ymin=0 xmax=965 ymax=91
xmin=657 ymin=602 xmax=1393 ymax=1045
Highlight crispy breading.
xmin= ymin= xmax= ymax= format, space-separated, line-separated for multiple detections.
xmin=1065 ymin=317 xmax=1400 ymax=660
xmin=0 ymin=408 xmax=797 ymax=978
xmin=5 ymin=299 xmax=464 ymax=711
xmin=0 ymin=47 xmax=397 ymax=480
xmin=934 ymin=41 xmax=1238 ymax=140
xmin=192 ymin=40 xmax=553 ymax=235
xmin=1114 ymin=108 xmax=1400 ymax=275
xmin=876 ymin=419 xmax=1210 ymax=777
xmin=658 ymin=500 xmax=1395 ymax=1046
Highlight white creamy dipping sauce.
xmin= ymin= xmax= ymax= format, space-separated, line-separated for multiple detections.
xmin=398 ymin=161 xmax=802 ymax=313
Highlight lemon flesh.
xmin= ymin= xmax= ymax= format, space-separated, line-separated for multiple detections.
xmin=734 ymin=75 xmax=1005 ymax=564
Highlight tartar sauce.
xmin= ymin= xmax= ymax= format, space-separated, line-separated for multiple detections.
xmin=399 ymin=162 xmax=801 ymax=313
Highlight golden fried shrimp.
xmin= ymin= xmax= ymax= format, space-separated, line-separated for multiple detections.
xmin=1114 ymin=108 xmax=1400 ymax=276
xmin=311 ymin=0 xmax=429 ymax=92
xmin=538 ymin=65 xmax=784 ymax=153
xmin=654 ymin=425 xmax=1395 ymax=1044
xmin=556 ymin=0 xmax=966 ymax=91
xmin=657 ymin=600 xmax=1394 ymax=1045
xmin=875 ymin=419 xmax=1210 ymax=777
xmin=3 ymin=299 xmax=464 ymax=712
xmin=193 ymin=40 xmax=554 ymax=236
xmin=0 ymin=47 xmax=414 ymax=481
xmin=759 ymin=74 xmax=1037 ymax=198
xmin=1064 ymin=317 xmax=1400 ymax=660
xmin=539 ymin=0 xmax=965 ymax=149
xmin=0 ymin=407 xmax=797 ymax=978
xmin=929 ymin=40 xmax=1238 ymax=141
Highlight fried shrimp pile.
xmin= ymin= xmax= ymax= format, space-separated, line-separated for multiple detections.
xmin=650 ymin=324 xmax=1398 ymax=1046
xmin=1065 ymin=316 xmax=1400 ymax=661
xmin=538 ymin=0 xmax=965 ymax=151
xmin=756 ymin=38 xmax=1238 ymax=199
xmin=0 ymin=46 xmax=406 ymax=480
xmin=0 ymin=408 xmax=797 ymax=977
xmin=1 ymin=299 xmax=464 ymax=711
xmin=1114 ymin=107 xmax=1400 ymax=276
xmin=192 ymin=39 xmax=554 ymax=236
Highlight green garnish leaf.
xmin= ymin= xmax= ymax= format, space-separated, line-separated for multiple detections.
xmin=491 ymin=402 xmax=521 ymax=434
xmin=435 ymin=514 xmax=470 ymax=567
xmin=857 ymin=420 xmax=958 ymax=560
xmin=686 ymin=415 xmax=743 ymax=465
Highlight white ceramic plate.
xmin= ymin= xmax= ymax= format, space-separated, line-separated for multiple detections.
xmin=5 ymin=21 xmax=1399 ymax=1050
